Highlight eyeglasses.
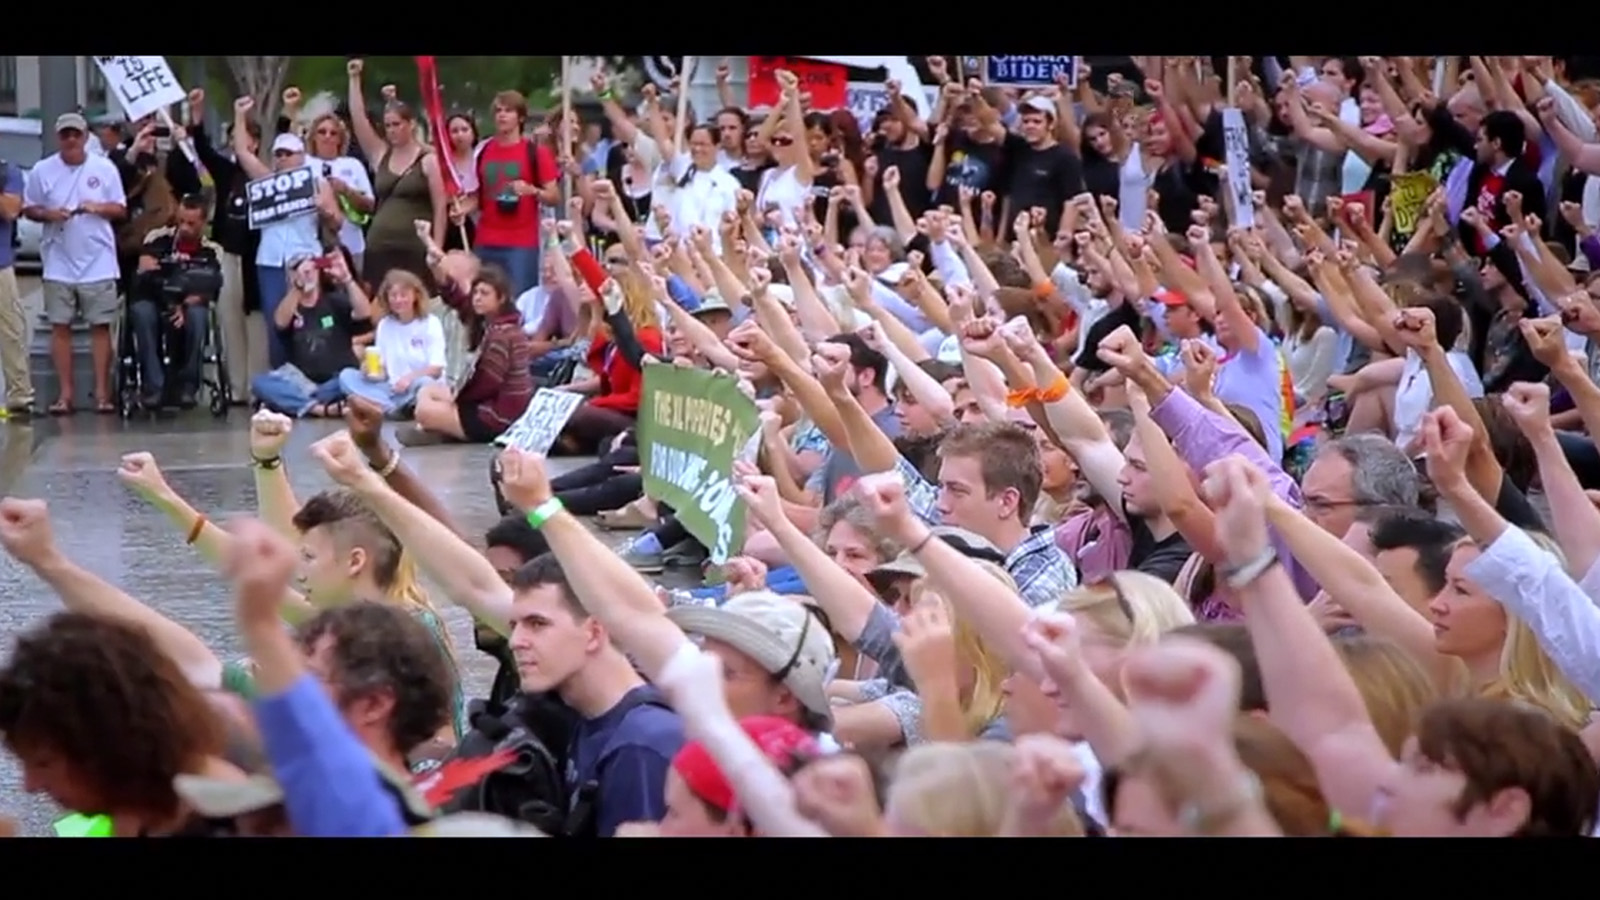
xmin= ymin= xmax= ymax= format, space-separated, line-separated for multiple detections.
xmin=1088 ymin=573 xmax=1135 ymax=625
xmin=604 ymin=257 xmax=629 ymax=266
xmin=315 ymin=127 xmax=339 ymax=137
xmin=1303 ymin=497 xmax=1376 ymax=514
xmin=771 ymin=135 xmax=794 ymax=147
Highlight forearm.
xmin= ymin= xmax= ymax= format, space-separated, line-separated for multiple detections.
xmin=916 ymin=676 xmax=970 ymax=742
xmin=147 ymin=488 xmax=315 ymax=623
xmin=1529 ymin=429 xmax=1600 ymax=579
xmin=362 ymin=442 xmax=462 ymax=536
xmin=251 ymin=464 xmax=302 ymax=542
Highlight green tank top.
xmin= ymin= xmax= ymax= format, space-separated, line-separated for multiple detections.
xmin=367 ymin=150 xmax=435 ymax=253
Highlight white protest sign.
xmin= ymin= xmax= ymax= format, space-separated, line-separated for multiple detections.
xmin=494 ymin=388 xmax=585 ymax=455
xmin=1221 ymin=108 xmax=1255 ymax=230
xmin=842 ymin=82 xmax=942 ymax=139
xmin=93 ymin=56 xmax=186 ymax=123
xmin=245 ymin=165 xmax=318 ymax=230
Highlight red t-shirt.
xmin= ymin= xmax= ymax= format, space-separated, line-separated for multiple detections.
xmin=476 ymin=138 xmax=557 ymax=249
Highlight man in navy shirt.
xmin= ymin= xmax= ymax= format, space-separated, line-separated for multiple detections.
xmin=506 ymin=554 xmax=684 ymax=836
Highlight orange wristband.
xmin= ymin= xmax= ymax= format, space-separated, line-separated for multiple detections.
xmin=1006 ymin=386 xmax=1037 ymax=408
xmin=1031 ymin=281 xmax=1056 ymax=300
xmin=1035 ymin=374 xmax=1070 ymax=403
xmin=186 ymin=514 xmax=207 ymax=545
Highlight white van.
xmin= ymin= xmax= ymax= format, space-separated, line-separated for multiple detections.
xmin=0 ymin=115 xmax=43 ymax=271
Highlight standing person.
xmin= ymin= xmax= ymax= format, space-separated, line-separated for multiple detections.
xmin=22 ymin=112 xmax=127 ymax=416
xmin=474 ymin=90 xmax=560 ymax=296
xmin=0 ymin=152 xmax=33 ymax=415
xmin=303 ymin=108 xmax=376 ymax=274
xmin=346 ymin=61 xmax=450 ymax=287
xmin=185 ymin=87 xmax=263 ymax=404
xmin=443 ymin=113 xmax=480 ymax=253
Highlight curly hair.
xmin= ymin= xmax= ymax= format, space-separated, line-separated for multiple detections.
xmin=0 ymin=613 xmax=224 ymax=818
xmin=296 ymin=602 xmax=455 ymax=757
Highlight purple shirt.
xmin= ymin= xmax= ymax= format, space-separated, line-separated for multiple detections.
xmin=537 ymin=289 xmax=579 ymax=339
xmin=1212 ymin=325 xmax=1286 ymax=462
xmin=1149 ymin=386 xmax=1320 ymax=605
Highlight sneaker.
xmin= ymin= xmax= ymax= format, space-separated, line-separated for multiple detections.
xmin=662 ymin=539 xmax=707 ymax=569
xmin=396 ymin=424 xmax=446 ymax=447
xmin=618 ymin=540 xmax=665 ymax=574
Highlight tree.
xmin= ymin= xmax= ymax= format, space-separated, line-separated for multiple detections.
xmin=224 ymin=56 xmax=292 ymax=127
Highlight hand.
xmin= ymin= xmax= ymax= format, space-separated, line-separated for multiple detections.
xmin=791 ymin=754 xmax=884 ymax=838
xmin=413 ymin=219 xmax=433 ymax=242
xmin=1096 ymin=324 xmax=1146 ymax=374
xmin=811 ymin=343 xmax=853 ymax=396
xmin=498 ymin=447 xmax=554 ymax=511
xmin=116 ymin=450 xmax=179 ymax=505
xmin=1200 ymin=455 xmax=1273 ymax=567
xmin=881 ymin=165 xmax=900 ymax=191
xmin=1501 ymin=381 xmax=1553 ymax=438
xmin=0 ymin=498 xmax=59 ymax=569
xmin=1020 ymin=611 xmax=1089 ymax=687
xmin=853 ymin=471 xmax=922 ymax=547
xmin=893 ymin=600 xmax=960 ymax=690
xmin=855 ymin=321 xmax=887 ymax=354
xmin=1518 ymin=316 xmax=1572 ymax=367
xmin=249 ymin=409 xmax=293 ymax=460
xmin=998 ymin=316 xmax=1039 ymax=358
xmin=733 ymin=472 xmax=784 ymax=531
xmin=392 ymin=374 xmax=415 ymax=395
xmin=1179 ymin=339 xmax=1217 ymax=399
xmin=187 ymin=87 xmax=205 ymax=114
xmin=380 ymin=84 xmax=398 ymax=103
xmin=309 ymin=431 xmax=376 ymax=489
xmin=842 ymin=266 xmax=873 ymax=303
xmin=225 ymin=517 xmax=300 ymax=628
xmin=1007 ymin=734 xmax=1088 ymax=825
xmin=1390 ymin=306 xmax=1438 ymax=350
xmin=233 ymin=96 xmax=254 ymax=115
xmin=722 ymin=555 xmax=769 ymax=597
xmin=1419 ymin=406 xmax=1474 ymax=492
xmin=281 ymin=86 xmax=302 ymax=108
xmin=980 ymin=190 xmax=997 ymax=210
xmin=346 ymin=59 xmax=364 ymax=79
xmin=1123 ymin=637 xmax=1244 ymax=764
xmin=1504 ymin=190 xmax=1524 ymax=218
xmin=1307 ymin=591 xmax=1357 ymax=632
xmin=961 ymin=317 xmax=1007 ymax=360
xmin=342 ymin=395 xmax=386 ymax=453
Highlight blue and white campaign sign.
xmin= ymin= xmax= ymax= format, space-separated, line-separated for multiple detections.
xmin=974 ymin=56 xmax=1078 ymax=89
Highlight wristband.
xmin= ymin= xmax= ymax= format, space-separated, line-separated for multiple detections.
xmin=186 ymin=514 xmax=207 ymax=545
xmin=598 ymin=89 xmax=616 ymax=102
xmin=372 ymin=447 xmax=401 ymax=478
xmin=1035 ymin=373 xmax=1070 ymax=403
xmin=1006 ymin=386 xmax=1037 ymax=408
xmin=250 ymin=455 xmax=281 ymax=470
xmin=1222 ymin=545 xmax=1279 ymax=590
xmin=525 ymin=497 xmax=565 ymax=530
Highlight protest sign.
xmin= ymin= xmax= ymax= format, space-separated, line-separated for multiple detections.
xmin=748 ymin=57 xmax=847 ymax=110
xmin=968 ymin=56 xmax=1078 ymax=89
xmin=1221 ymin=108 xmax=1255 ymax=230
xmin=637 ymin=364 xmax=759 ymax=564
xmin=494 ymin=388 xmax=585 ymax=455
xmin=246 ymin=166 xmax=318 ymax=230
xmin=93 ymin=56 xmax=186 ymax=123
xmin=1389 ymin=172 xmax=1439 ymax=242
xmin=842 ymin=82 xmax=941 ymax=136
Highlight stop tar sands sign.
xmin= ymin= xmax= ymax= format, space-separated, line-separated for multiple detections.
xmin=246 ymin=166 xmax=318 ymax=230
xmin=92 ymin=56 xmax=187 ymax=122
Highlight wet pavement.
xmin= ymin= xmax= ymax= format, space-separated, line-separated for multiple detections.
xmin=0 ymin=412 xmax=613 ymax=835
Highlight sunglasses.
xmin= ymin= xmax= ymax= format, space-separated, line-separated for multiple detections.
xmin=604 ymin=256 xmax=629 ymax=266
xmin=771 ymin=135 xmax=795 ymax=147
xmin=273 ymin=149 xmax=298 ymax=158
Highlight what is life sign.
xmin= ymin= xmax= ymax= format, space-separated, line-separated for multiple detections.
xmin=93 ymin=56 xmax=186 ymax=122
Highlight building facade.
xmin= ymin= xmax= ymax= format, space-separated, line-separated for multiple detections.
xmin=0 ymin=56 xmax=111 ymax=118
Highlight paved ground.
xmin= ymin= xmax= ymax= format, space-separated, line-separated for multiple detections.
xmin=0 ymin=409 xmax=619 ymax=835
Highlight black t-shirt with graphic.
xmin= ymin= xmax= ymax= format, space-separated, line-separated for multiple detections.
xmin=933 ymin=132 xmax=1007 ymax=210
xmin=278 ymin=287 xmax=363 ymax=383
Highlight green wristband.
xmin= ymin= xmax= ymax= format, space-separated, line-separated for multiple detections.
xmin=526 ymin=497 xmax=565 ymax=530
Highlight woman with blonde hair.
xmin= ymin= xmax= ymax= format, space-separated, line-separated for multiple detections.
xmin=295 ymin=98 xmax=375 ymax=272
xmin=886 ymin=741 xmax=1084 ymax=837
xmin=1330 ymin=633 xmax=1443 ymax=757
xmin=890 ymin=562 xmax=1016 ymax=743
xmin=337 ymin=269 xmax=446 ymax=419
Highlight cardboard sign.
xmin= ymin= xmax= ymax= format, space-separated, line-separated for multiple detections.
xmin=494 ymin=388 xmax=585 ymax=455
xmin=245 ymin=165 xmax=318 ymax=230
xmin=1221 ymin=108 xmax=1255 ymax=230
xmin=970 ymin=56 xmax=1078 ymax=89
xmin=842 ymin=82 xmax=941 ymax=134
xmin=748 ymin=56 xmax=847 ymax=111
xmin=1389 ymin=172 xmax=1439 ymax=240
xmin=92 ymin=56 xmax=185 ymax=122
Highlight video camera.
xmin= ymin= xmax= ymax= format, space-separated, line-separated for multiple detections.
xmin=138 ymin=247 xmax=224 ymax=308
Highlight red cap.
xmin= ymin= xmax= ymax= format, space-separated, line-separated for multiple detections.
xmin=671 ymin=716 xmax=820 ymax=813
xmin=1153 ymin=287 xmax=1190 ymax=307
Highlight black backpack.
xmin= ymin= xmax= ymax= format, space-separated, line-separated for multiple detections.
xmin=433 ymin=693 xmax=575 ymax=835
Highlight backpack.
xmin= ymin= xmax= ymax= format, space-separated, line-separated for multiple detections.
xmin=430 ymin=692 xmax=575 ymax=835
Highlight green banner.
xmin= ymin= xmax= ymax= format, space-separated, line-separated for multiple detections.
xmin=637 ymin=364 xmax=759 ymax=564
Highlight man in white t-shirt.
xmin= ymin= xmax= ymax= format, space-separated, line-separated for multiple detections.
xmin=22 ymin=112 xmax=127 ymax=415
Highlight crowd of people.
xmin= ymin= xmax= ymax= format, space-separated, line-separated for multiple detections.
xmin=3 ymin=53 xmax=1600 ymax=836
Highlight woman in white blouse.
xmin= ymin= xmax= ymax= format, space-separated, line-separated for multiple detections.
xmin=1280 ymin=300 xmax=1338 ymax=428
xmin=657 ymin=124 xmax=741 ymax=253
xmin=338 ymin=269 xmax=446 ymax=418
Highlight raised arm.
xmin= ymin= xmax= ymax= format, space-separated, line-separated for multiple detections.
xmin=231 ymin=98 xmax=271 ymax=180
xmin=344 ymin=60 xmax=388 ymax=165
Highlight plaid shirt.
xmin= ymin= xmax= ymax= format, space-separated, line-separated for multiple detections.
xmin=894 ymin=457 xmax=1079 ymax=607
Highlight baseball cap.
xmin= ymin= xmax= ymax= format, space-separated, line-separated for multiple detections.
xmin=1022 ymin=96 xmax=1056 ymax=117
xmin=174 ymin=755 xmax=433 ymax=824
xmin=55 ymin=112 xmax=88 ymax=134
xmin=877 ymin=262 xmax=911 ymax=286
xmin=1153 ymin=287 xmax=1190 ymax=307
xmin=672 ymin=716 xmax=820 ymax=814
xmin=691 ymin=292 xmax=732 ymax=318
xmin=667 ymin=591 xmax=837 ymax=723
xmin=272 ymin=133 xmax=306 ymax=154
xmin=764 ymin=283 xmax=796 ymax=308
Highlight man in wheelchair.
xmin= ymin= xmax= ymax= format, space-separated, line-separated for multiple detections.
xmin=132 ymin=195 xmax=224 ymax=409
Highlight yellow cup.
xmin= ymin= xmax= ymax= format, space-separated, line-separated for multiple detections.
xmin=363 ymin=347 xmax=384 ymax=380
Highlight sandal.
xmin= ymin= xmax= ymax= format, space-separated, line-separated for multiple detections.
xmin=47 ymin=399 xmax=74 ymax=416
xmin=324 ymin=401 xmax=346 ymax=419
xmin=95 ymin=398 xmax=117 ymax=415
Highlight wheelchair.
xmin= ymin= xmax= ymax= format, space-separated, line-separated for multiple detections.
xmin=115 ymin=269 xmax=233 ymax=420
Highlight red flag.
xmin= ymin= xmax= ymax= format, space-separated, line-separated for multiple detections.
xmin=414 ymin=55 xmax=461 ymax=198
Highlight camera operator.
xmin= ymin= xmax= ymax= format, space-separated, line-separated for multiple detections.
xmin=132 ymin=195 xmax=223 ymax=409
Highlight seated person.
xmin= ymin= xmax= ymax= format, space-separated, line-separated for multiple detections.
xmin=131 ymin=194 xmax=223 ymax=409
xmin=250 ymin=249 xmax=373 ymax=418
xmin=518 ymin=252 xmax=586 ymax=380
xmin=338 ymin=270 xmax=445 ymax=419
xmin=404 ymin=263 xmax=532 ymax=445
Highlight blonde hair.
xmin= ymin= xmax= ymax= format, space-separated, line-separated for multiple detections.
xmin=387 ymin=552 xmax=455 ymax=658
xmin=1464 ymin=535 xmax=1589 ymax=731
xmin=305 ymin=111 xmax=350 ymax=159
xmin=1331 ymin=633 xmax=1441 ymax=758
xmin=907 ymin=560 xmax=1013 ymax=737
xmin=887 ymin=742 xmax=1083 ymax=837
xmin=594 ymin=267 xmax=661 ymax=340
xmin=1052 ymin=571 xmax=1197 ymax=647
xmin=376 ymin=269 xmax=429 ymax=322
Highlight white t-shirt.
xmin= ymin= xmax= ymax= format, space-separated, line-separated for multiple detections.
xmin=22 ymin=152 xmax=125 ymax=284
xmin=659 ymin=153 xmax=741 ymax=253
xmin=317 ymin=155 xmax=374 ymax=257
xmin=756 ymin=165 xmax=811 ymax=228
xmin=375 ymin=314 xmax=447 ymax=389
xmin=516 ymin=285 xmax=553 ymax=335
xmin=1393 ymin=350 xmax=1485 ymax=453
